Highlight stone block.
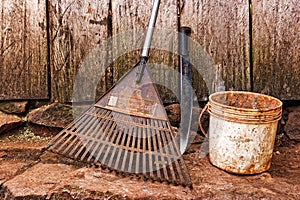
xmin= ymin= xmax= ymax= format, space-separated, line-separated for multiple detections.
xmin=0 ymin=101 xmax=28 ymax=114
xmin=28 ymin=103 xmax=73 ymax=128
xmin=0 ymin=112 xmax=24 ymax=134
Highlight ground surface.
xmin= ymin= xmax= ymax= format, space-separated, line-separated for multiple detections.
xmin=0 ymin=124 xmax=299 ymax=199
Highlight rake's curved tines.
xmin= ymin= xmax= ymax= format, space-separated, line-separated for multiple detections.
xmin=46 ymin=0 xmax=193 ymax=188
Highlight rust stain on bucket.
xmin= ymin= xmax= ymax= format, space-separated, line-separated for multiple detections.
xmin=207 ymin=91 xmax=282 ymax=174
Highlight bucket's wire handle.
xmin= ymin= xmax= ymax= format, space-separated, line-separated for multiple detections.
xmin=198 ymin=103 xmax=209 ymax=138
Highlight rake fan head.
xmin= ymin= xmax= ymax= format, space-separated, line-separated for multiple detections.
xmin=47 ymin=66 xmax=192 ymax=188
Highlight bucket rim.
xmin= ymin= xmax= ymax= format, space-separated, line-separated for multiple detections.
xmin=208 ymin=91 xmax=283 ymax=112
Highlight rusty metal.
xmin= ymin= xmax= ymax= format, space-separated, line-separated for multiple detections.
xmin=47 ymin=0 xmax=192 ymax=187
xmin=47 ymin=95 xmax=192 ymax=186
xmin=47 ymin=72 xmax=193 ymax=187
xmin=95 ymin=64 xmax=167 ymax=121
xmin=47 ymin=66 xmax=192 ymax=187
xmin=203 ymin=91 xmax=282 ymax=174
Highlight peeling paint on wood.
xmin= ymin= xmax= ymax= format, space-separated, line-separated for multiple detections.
xmin=180 ymin=0 xmax=251 ymax=100
xmin=252 ymin=0 xmax=300 ymax=100
xmin=0 ymin=0 xmax=48 ymax=99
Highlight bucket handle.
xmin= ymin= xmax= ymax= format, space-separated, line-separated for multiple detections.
xmin=198 ymin=103 xmax=209 ymax=138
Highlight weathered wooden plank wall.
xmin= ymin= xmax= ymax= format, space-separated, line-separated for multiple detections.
xmin=49 ymin=0 xmax=110 ymax=102
xmin=180 ymin=0 xmax=251 ymax=100
xmin=252 ymin=0 xmax=300 ymax=100
xmin=0 ymin=0 xmax=48 ymax=99
xmin=1 ymin=0 xmax=299 ymax=102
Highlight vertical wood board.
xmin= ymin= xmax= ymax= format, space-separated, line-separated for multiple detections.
xmin=49 ymin=0 xmax=110 ymax=102
xmin=252 ymin=0 xmax=300 ymax=100
xmin=0 ymin=0 xmax=48 ymax=100
xmin=180 ymin=0 xmax=251 ymax=100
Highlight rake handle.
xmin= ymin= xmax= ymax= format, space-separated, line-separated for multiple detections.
xmin=136 ymin=0 xmax=160 ymax=84
xmin=141 ymin=0 xmax=160 ymax=57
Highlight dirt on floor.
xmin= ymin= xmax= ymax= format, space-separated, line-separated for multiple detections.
xmin=0 ymin=123 xmax=299 ymax=199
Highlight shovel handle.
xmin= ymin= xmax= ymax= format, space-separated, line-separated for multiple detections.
xmin=198 ymin=103 xmax=209 ymax=137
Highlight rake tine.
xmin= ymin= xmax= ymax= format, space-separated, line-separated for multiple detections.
xmin=71 ymin=110 xmax=95 ymax=132
xmin=87 ymin=109 xmax=113 ymax=162
xmin=79 ymin=134 xmax=99 ymax=161
xmin=153 ymin=119 xmax=169 ymax=181
xmin=86 ymin=137 xmax=103 ymax=162
xmin=120 ymin=125 xmax=133 ymax=173
xmin=50 ymin=111 xmax=91 ymax=152
xmin=128 ymin=126 xmax=137 ymax=172
xmin=74 ymin=140 xmax=88 ymax=159
xmin=82 ymin=112 xmax=105 ymax=138
xmin=68 ymin=137 xmax=85 ymax=157
xmin=48 ymin=131 xmax=69 ymax=150
xmin=163 ymin=123 xmax=192 ymax=187
xmin=107 ymin=129 xmax=121 ymax=167
xmin=64 ymin=117 xmax=91 ymax=155
xmin=108 ymin=113 xmax=127 ymax=167
xmin=61 ymin=134 xmax=80 ymax=155
xmin=81 ymin=108 xmax=109 ymax=133
xmin=114 ymin=124 xmax=130 ymax=170
xmin=77 ymin=114 xmax=99 ymax=136
xmin=100 ymin=133 xmax=116 ymax=165
xmin=158 ymin=119 xmax=178 ymax=183
xmin=94 ymin=105 xmax=106 ymax=115
xmin=69 ymin=116 xmax=95 ymax=158
xmin=162 ymin=121 xmax=181 ymax=156
xmin=179 ymin=157 xmax=192 ymax=188
xmin=149 ymin=119 xmax=161 ymax=181
xmin=161 ymin=121 xmax=179 ymax=156
xmin=141 ymin=118 xmax=151 ymax=177
xmin=121 ymin=113 xmax=130 ymax=124
xmin=79 ymin=110 xmax=110 ymax=161
xmin=160 ymin=120 xmax=188 ymax=186
xmin=85 ymin=112 xmax=107 ymax=137
xmin=55 ymin=132 xmax=74 ymax=153
xmin=145 ymin=119 xmax=154 ymax=178
xmin=47 ymin=115 xmax=86 ymax=149
xmin=93 ymin=119 xmax=116 ymax=163
xmin=141 ymin=119 xmax=147 ymax=176
xmin=98 ymin=141 xmax=111 ymax=165
xmin=46 ymin=130 xmax=65 ymax=148
xmin=87 ymin=142 xmax=102 ymax=162
xmin=85 ymin=106 xmax=98 ymax=116
xmin=74 ymin=114 xmax=102 ymax=159
xmin=135 ymin=123 xmax=142 ymax=174
xmin=157 ymin=120 xmax=178 ymax=184
xmin=64 ymin=106 xmax=95 ymax=131
xmin=101 ymin=112 xmax=122 ymax=165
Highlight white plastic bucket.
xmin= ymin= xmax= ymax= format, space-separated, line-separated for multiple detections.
xmin=199 ymin=91 xmax=282 ymax=174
